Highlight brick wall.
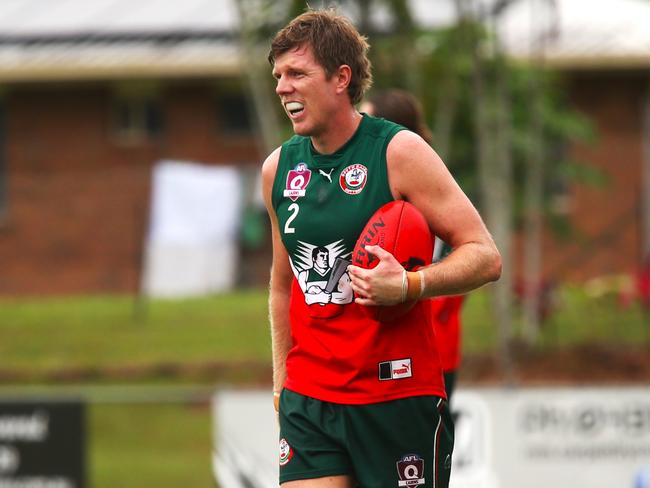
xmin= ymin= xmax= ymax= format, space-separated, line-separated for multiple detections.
xmin=0 ymin=81 xmax=265 ymax=295
xmin=540 ymin=72 xmax=645 ymax=282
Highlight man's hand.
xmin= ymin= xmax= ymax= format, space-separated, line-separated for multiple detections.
xmin=348 ymin=245 xmax=405 ymax=306
xmin=273 ymin=391 xmax=280 ymax=413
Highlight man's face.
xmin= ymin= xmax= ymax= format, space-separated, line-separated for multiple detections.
xmin=315 ymin=251 xmax=329 ymax=269
xmin=272 ymin=44 xmax=340 ymax=137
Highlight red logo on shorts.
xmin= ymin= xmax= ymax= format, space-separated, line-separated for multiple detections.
xmin=279 ymin=438 xmax=294 ymax=466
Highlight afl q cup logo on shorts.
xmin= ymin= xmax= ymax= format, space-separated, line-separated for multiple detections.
xmin=279 ymin=438 xmax=294 ymax=466
xmin=284 ymin=163 xmax=312 ymax=201
xmin=396 ymin=454 xmax=425 ymax=487
xmin=339 ymin=164 xmax=368 ymax=195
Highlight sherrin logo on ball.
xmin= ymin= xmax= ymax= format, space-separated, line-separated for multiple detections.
xmin=339 ymin=163 xmax=368 ymax=195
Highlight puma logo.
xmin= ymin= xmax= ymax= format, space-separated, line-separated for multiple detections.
xmin=319 ymin=168 xmax=334 ymax=183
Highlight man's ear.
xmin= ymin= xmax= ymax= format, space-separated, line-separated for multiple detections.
xmin=335 ymin=65 xmax=352 ymax=95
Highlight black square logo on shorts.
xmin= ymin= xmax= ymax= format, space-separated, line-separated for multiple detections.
xmin=378 ymin=358 xmax=412 ymax=380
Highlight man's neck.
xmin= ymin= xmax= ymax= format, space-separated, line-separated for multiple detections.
xmin=311 ymin=108 xmax=362 ymax=155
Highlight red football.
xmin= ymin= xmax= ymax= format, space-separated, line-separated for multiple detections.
xmin=351 ymin=200 xmax=433 ymax=322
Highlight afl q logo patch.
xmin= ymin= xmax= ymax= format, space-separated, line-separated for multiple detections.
xmin=339 ymin=164 xmax=368 ymax=195
xmin=279 ymin=438 xmax=294 ymax=466
xmin=396 ymin=454 xmax=425 ymax=487
xmin=284 ymin=162 xmax=312 ymax=202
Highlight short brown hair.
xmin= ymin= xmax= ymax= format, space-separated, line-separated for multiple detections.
xmin=367 ymin=89 xmax=432 ymax=144
xmin=268 ymin=8 xmax=372 ymax=105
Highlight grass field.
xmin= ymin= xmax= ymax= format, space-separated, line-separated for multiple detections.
xmin=0 ymin=291 xmax=273 ymax=487
xmin=0 ymin=284 xmax=648 ymax=486
xmin=0 ymin=291 xmax=271 ymax=381
xmin=1 ymin=285 xmax=647 ymax=379
xmin=90 ymin=401 xmax=214 ymax=488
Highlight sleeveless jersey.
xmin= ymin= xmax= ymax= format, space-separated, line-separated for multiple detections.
xmin=271 ymin=114 xmax=447 ymax=404
xmin=431 ymin=295 xmax=465 ymax=372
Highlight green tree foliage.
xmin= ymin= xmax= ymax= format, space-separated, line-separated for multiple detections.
xmin=370 ymin=17 xmax=597 ymax=236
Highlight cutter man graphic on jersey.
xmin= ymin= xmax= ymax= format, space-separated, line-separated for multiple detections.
xmin=291 ymin=241 xmax=353 ymax=318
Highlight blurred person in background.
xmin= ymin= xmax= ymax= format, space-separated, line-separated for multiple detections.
xmin=361 ymin=89 xmax=467 ymax=402
xmin=637 ymin=255 xmax=650 ymax=312
xmin=263 ymin=8 xmax=500 ymax=488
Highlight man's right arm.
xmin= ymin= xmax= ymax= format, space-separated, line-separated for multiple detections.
xmin=262 ymin=148 xmax=294 ymax=397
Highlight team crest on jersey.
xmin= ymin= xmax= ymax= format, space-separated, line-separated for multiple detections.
xmin=339 ymin=163 xmax=368 ymax=195
xmin=279 ymin=438 xmax=294 ymax=466
xmin=284 ymin=162 xmax=312 ymax=201
xmin=396 ymin=454 xmax=425 ymax=487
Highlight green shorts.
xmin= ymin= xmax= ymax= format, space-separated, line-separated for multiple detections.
xmin=443 ymin=371 xmax=457 ymax=404
xmin=278 ymin=389 xmax=454 ymax=488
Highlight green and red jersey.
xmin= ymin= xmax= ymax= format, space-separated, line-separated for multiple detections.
xmin=430 ymin=295 xmax=465 ymax=372
xmin=271 ymin=114 xmax=447 ymax=404
xmin=430 ymin=242 xmax=465 ymax=373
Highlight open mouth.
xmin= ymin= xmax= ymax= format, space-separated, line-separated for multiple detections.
xmin=285 ymin=101 xmax=305 ymax=118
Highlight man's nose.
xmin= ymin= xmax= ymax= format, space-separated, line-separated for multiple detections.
xmin=276 ymin=76 xmax=291 ymax=96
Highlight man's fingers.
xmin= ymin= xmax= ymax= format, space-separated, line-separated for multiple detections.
xmin=348 ymin=265 xmax=374 ymax=299
xmin=347 ymin=264 xmax=365 ymax=278
xmin=364 ymin=245 xmax=391 ymax=260
xmin=351 ymin=284 xmax=369 ymax=299
xmin=348 ymin=271 xmax=368 ymax=297
xmin=355 ymin=296 xmax=377 ymax=306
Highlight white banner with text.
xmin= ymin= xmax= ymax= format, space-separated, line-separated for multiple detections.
xmin=213 ymin=387 xmax=650 ymax=488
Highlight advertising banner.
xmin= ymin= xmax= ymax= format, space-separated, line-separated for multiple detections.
xmin=213 ymin=387 xmax=650 ymax=488
xmin=0 ymin=401 xmax=85 ymax=488
xmin=451 ymin=388 xmax=650 ymax=488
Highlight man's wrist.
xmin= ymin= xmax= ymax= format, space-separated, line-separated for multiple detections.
xmin=406 ymin=270 xmax=425 ymax=301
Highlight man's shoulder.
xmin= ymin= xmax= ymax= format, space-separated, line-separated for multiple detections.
xmin=386 ymin=129 xmax=431 ymax=157
xmin=263 ymin=135 xmax=307 ymax=172
xmin=262 ymin=146 xmax=282 ymax=168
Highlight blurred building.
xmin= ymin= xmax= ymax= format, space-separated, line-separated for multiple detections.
xmin=496 ymin=0 xmax=650 ymax=281
xmin=0 ymin=0 xmax=264 ymax=295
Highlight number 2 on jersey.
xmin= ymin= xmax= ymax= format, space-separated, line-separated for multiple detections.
xmin=284 ymin=203 xmax=299 ymax=234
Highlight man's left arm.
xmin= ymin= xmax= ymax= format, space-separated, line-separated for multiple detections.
xmin=348 ymin=130 xmax=501 ymax=305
